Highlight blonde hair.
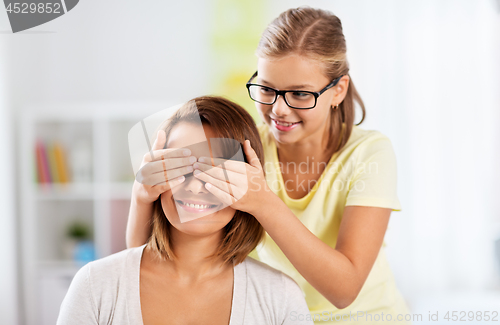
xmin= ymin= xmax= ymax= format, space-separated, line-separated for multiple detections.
xmin=147 ymin=96 xmax=265 ymax=266
xmin=256 ymin=6 xmax=366 ymax=153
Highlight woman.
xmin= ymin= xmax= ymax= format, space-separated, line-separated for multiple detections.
xmin=127 ymin=7 xmax=411 ymax=325
xmin=58 ymin=96 xmax=313 ymax=325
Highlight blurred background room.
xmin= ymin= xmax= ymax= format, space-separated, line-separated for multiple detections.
xmin=0 ymin=0 xmax=499 ymax=324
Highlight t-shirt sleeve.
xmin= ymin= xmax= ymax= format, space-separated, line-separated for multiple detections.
xmin=280 ymin=273 xmax=314 ymax=325
xmin=57 ymin=263 xmax=98 ymax=325
xmin=345 ymin=135 xmax=402 ymax=211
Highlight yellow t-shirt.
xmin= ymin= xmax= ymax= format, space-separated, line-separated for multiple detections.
xmin=249 ymin=123 xmax=412 ymax=325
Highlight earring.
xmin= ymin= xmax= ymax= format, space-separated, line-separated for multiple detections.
xmin=331 ymin=104 xmax=339 ymax=110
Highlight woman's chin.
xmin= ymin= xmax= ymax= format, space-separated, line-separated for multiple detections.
xmin=171 ymin=217 xmax=227 ymax=237
xmin=167 ymin=208 xmax=235 ymax=237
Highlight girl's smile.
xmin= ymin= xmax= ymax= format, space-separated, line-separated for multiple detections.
xmin=271 ymin=117 xmax=302 ymax=132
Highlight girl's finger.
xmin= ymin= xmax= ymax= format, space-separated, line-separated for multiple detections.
xmin=153 ymin=175 xmax=185 ymax=188
xmin=196 ymin=157 xmax=246 ymax=174
xmin=152 ymin=130 xmax=166 ymax=151
xmin=149 ymin=147 xmax=191 ymax=161
xmin=193 ymin=162 xmax=248 ymax=188
xmin=141 ymin=156 xmax=196 ymax=176
xmin=139 ymin=165 xmax=193 ymax=185
xmin=193 ymin=170 xmax=232 ymax=194
xmin=204 ymin=182 xmax=236 ymax=206
xmin=244 ymin=140 xmax=261 ymax=169
xmin=193 ymin=170 xmax=244 ymax=200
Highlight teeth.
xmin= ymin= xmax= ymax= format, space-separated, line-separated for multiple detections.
xmin=275 ymin=120 xmax=298 ymax=127
xmin=179 ymin=201 xmax=213 ymax=209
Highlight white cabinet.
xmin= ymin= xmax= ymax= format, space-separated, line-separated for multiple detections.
xmin=18 ymin=102 xmax=174 ymax=325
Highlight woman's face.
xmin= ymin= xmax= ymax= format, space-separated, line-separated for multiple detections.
xmin=160 ymin=122 xmax=236 ymax=236
xmin=255 ymin=54 xmax=341 ymax=145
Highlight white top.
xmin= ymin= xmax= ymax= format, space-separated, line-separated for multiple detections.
xmin=57 ymin=245 xmax=313 ymax=325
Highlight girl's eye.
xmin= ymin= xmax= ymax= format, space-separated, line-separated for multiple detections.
xmin=291 ymin=92 xmax=312 ymax=99
xmin=260 ymin=87 xmax=273 ymax=94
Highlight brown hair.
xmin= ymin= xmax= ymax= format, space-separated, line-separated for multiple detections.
xmin=256 ymin=6 xmax=366 ymax=153
xmin=147 ymin=96 xmax=265 ymax=265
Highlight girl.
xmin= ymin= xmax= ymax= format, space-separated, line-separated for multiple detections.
xmin=127 ymin=7 xmax=411 ymax=325
xmin=58 ymin=96 xmax=313 ymax=325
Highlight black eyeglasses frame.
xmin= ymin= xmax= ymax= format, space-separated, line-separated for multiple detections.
xmin=245 ymin=71 xmax=344 ymax=109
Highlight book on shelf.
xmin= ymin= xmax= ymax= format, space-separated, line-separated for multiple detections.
xmin=35 ymin=140 xmax=70 ymax=184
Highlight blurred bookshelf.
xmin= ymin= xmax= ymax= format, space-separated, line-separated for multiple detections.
xmin=18 ymin=102 xmax=174 ymax=325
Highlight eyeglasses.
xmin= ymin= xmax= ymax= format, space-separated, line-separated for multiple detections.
xmin=245 ymin=71 xmax=344 ymax=109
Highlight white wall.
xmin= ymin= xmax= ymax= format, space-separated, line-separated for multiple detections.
xmin=0 ymin=19 xmax=18 ymax=325
xmin=1 ymin=0 xmax=213 ymax=107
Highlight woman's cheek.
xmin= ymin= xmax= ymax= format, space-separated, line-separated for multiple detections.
xmin=160 ymin=193 xmax=177 ymax=221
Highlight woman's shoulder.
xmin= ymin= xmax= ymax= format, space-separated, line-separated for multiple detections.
xmin=86 ymin=245 xmax=144 ymax=273
xmin=243 ymin=256 xmax=304 ymax=295
xmin=240 ymin=257 xmax=312 ymax=324
xmin=58 ymin=246 xmax=145 ymax=324
xmin=244 ymin=255 xmax=284 ymax=277
xmin=76 ymin=245 xmax=144 ymax=295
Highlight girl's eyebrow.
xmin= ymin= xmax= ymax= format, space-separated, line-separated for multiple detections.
xmin=259 ymin=78 xmax=315 ymax=90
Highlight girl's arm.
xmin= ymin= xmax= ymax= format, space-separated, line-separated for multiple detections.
xmin=253 ymin=197 xmax=391 ymax=309
xmin=126 ymin=181 xmax=155 ymax=248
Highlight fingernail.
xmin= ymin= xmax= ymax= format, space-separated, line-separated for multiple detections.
xmin=198 ymin=157 xmax=205 ymax=163
xmin=193 ymin=162 xmax=199 ymax=169
xmin=205 ymin=183 xmax=212 ymax=189
xmin=187 ymin=166 xmax=193 ymax=172
xmin=183 ymin=149 xmax=190 ymax=156
xmin=189 ymin=156 xmax=196 ymax=163
xmin=193 ymin=169 xmax=201 ymax=175
xmin=178 ymin=176 xmax=185 ymax=182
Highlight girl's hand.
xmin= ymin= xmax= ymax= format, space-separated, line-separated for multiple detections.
xmin=192 ymin=140 xmax=271 ymax=215
xmin=133 ymin=130 xmax=196 ymax=205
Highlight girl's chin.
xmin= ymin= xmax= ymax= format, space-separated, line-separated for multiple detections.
xmin=271 ymin=129 xmax=301 ymax=143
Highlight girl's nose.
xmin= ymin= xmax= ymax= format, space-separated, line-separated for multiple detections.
xmin=272 ymin=95 xmax=293 ymax=117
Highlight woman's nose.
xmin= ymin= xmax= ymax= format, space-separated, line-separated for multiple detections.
xmin=272 ymin=95 xmax=292 ymax=117
xmin=182 ymin=175 xmax=208 ymax=194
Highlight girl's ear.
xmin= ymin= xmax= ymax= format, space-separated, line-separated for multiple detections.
xmin=331 ymin=75 xmax=350 ymax=107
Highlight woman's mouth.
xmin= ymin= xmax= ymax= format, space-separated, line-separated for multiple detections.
xmin=271 ymin=118 xmax=302 ymax=131
xmin=175 ymin=199 xmax=220 ymax=213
